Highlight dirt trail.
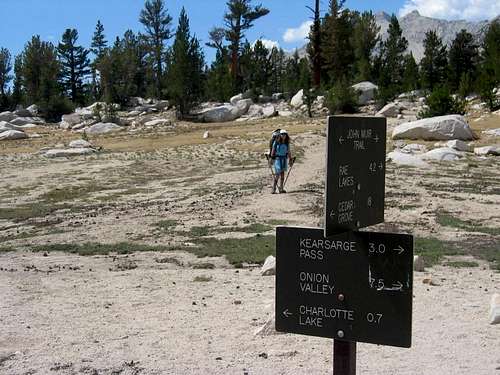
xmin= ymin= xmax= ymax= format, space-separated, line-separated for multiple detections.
xmin=235 ymin=134 xmax=326 ymax=228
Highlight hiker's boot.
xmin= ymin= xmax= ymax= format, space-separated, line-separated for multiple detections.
xmin=271 ymin=180 xmax=278 ymax=194
xmin=279 ymin=182 xmax=286 ymax=194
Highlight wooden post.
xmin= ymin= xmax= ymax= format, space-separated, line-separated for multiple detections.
xmin=333 ymin=340 xmax=356 ymax=375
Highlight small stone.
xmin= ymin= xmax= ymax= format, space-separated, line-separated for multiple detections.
xmin=260 ymin=255 xmax=276 ymax=276
xmin=414 ymin=255 xmax=425 ymax=272
xmin=446 ymin=140 xmax=472 ymax=152
xmin=423 ymin=278 xmax=439 ymax=286
xmin=203 ymin=131 xmax=210 ymax=139
xmin=254 ymin=315 xmax=277 ymax=336
xmin=474 ymin=145 xmax=500 ymax=156
xmin=69 ymin=139 xmax=92 ymax=149
xmin=489 ymin=294 xmax=500 ymax=325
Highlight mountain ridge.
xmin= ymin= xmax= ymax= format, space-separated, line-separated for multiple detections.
xmin=290 ymin=11 xmax=497 ymax=62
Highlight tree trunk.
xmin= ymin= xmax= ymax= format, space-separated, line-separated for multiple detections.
xmin=312 ymin=0 xmax=321 ymax=88
xmin=156 ymin=43 xmax=163 ymax=99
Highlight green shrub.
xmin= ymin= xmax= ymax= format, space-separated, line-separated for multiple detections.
xmin=419 ymin=86 xmax=465 ymax=118
xmin=477 ymin=72 xmax=500 ymax=111
xmin=326 ymin=80 xmax=358 ymax=114
xmin=39 ymin=96 xmax=74 ymax=123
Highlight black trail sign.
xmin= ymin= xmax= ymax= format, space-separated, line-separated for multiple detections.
xmin=325 ymin=116 xmax=387 ymax=237
xmin=275 ymin=226 xmax=413 ymax=348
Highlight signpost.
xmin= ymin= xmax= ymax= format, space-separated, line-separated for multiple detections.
xmin=275 ymin=116 xmax=414 ymax=374
xmin=324 ymin=116 xmax=387 ymax=237
xmin=275 ymin=227 xmax=413 ymax=348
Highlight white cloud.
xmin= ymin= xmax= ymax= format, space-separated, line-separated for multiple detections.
xmin=283 ymin=21 xmax=313 ymax=43
xmin=253 ymin=39 xmax=280 ymax=50
xmin=399 ymin=0 xmax=500 ymax=21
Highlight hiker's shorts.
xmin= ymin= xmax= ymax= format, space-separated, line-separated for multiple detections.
xmin=274 ymin=157 xmax=288 ymax=174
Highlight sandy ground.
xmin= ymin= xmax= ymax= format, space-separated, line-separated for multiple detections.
xmin=0 ymin=115 xmax=499 ymax=374
xmin=0 ymin=252 xmax=499 ymax=375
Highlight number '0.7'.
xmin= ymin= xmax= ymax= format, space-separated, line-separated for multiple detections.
xmin=367 ymin=313 xmax=383 ymax=324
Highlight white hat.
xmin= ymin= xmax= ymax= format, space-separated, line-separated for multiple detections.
xmin=280 ymin=129 xmax=288 ymax=134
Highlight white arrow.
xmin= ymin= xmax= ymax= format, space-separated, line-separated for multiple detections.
xmin=339 ymin=136 xmax=344 ymax=144
xmin=382 ymin=281 xmax=404 ymax=292
xmin=393 ymin=245 xmax=405 ymax=255
xmin=392 ymin=281 xmax=403 ymax=291
xmin=283 ymin=309 xmax=293 ymax=318
xmin=330 ymin=210 xmax=336 ymax=218
xmin=374 ymin=134 xmax=380 ymax=143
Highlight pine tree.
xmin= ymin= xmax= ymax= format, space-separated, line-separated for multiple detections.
xmin=352 ymin=11 xmax=380 ymax=82
xmin=91 ymin=20 xmax=108 ymax=60
xmin=321 ymin=2 xmax=355 ymax=85
xmin=223 ymin=0 xmax=269 ymax=91
xmin=283 ymin=50 xmax=301 ymax=96
xmin=307 ymin=0 xmax=322 ymax=87
xmin=476 ymin=20 xmax=500 ymax=110
xmin=139 ymin=0 xmax=173 ymax=98
xmin=90 ymin=21 xmax=108 ymax=101
xmin=57 ymin=29 xmax=91 ymax=104
xmin=448 ymin=29 xmax=479 ymax=91
xmin=98 ymin=31 xmax=149 ymax=105
xmin=20 ymin=36 xmax=70 ymax=121
xmin=238 ymin=40 xmax=253 ymax=92
xmin=11 ymin=55 xmax=24 ymax=107
xmin=376 ymin=14 xmax=408 ymax=102
xmin=402 ymin=53 xmax=419 ymax=92
xmin=168 ymin=8 xmax=205 ymax=118
xmin=206 ymin=27 xmax=226 ymax=55
xmin=420 ymin=30 xmax=448 ymax=91
xmin=268 ymin=47 xmax=285 ymax=95
xmin=247 ymin=40 xmax=271 ymax=96
xmin=0 ymin=48 xmax=12 ymax=110
xmin=482 ymin=20 xmax=500 ymax=83
xmin=205 ymin=48 xmax=233 ymax=102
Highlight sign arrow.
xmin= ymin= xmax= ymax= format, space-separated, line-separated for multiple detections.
xmin=392 ymin=281 xmax=403 ymax=291
xmin=393 ymin=245 xmax=405 ymax=255
xmin=374 ymin=134 xmax=380 ymax=143
xmin=330 ymin=210 xmax=336 ymax=218
xmin=283 ymin=309 xmax=293 ymax=318
xmin=382 ymin=281 xmax=404 ymax=292
xmin=339 ymin=136 xmax=344 ymax=144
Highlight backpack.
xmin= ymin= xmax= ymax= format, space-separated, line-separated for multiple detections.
xmin=269 ymin=129 xmax=281 ymax=155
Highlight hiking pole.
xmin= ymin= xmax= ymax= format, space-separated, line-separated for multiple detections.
xmin=266 ymin=154 xmax=276 ymax=178
xmin=283 ymin=157 xmax=297 ymax=188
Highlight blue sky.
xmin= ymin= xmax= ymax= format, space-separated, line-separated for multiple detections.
xmin=0 ymin=0 xmax=498 ymax=63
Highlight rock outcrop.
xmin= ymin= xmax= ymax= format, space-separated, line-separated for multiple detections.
xmin=352 ymin=82 xmax=378 ymax=105
xmin=290 ymin=89 xmax=304 ymax=108
xmin=474 ymin=145 xmax=500 ymax=156
xmin=393 ymin=115 xmax=476 ymax=141
xmin=197 ymin=104 xmax=250 ymax=123
xmin=387 ymin=150 xmax=429 ymax=168
xmin=44 ymin=148 xmax=97 ymax=158
xmin=85 ymin=122 xmax=123 ymax=134
xmin=377 ymin=103 xmax=400 ymax=118
xmin=0 ymin=129 xmax=28 ymax=141
xmin=421 ymin=147 xmax=463 ymax=161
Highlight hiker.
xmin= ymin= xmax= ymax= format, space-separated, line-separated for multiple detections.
xmin=270 ymin=129 xmax=293 ymax=194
